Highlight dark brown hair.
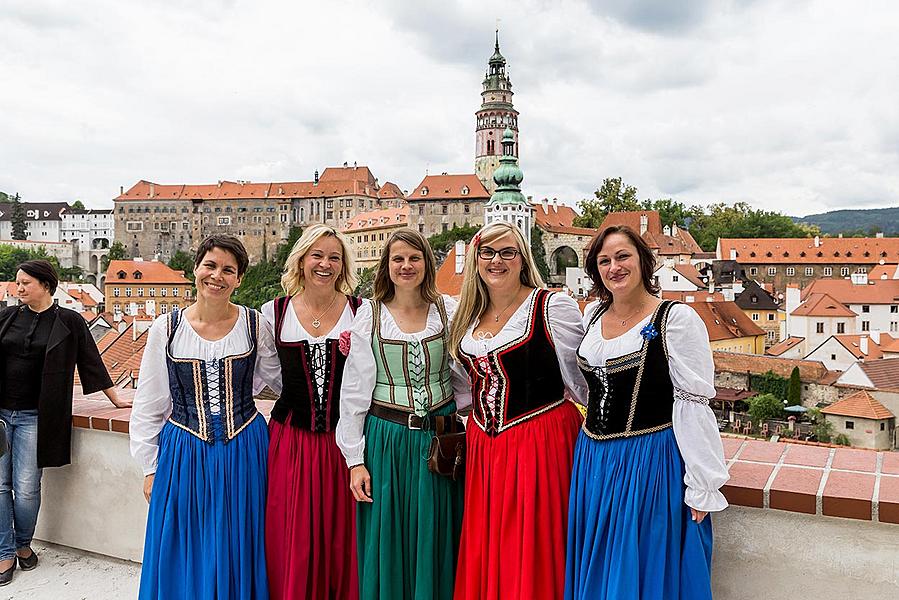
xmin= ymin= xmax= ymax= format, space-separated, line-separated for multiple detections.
xmin=194 ymin=235 xmax=250 ymax=277
xmin=372 ymin=229 xmax=439 ymax=304
xmin=17 ymin=259 xmax=59 ymax=294
xmin=584 ymin=225 xmax=659 ymax=303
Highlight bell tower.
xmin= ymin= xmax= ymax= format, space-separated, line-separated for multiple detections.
xmin=475 ymin=30 xmax=519 ymax=195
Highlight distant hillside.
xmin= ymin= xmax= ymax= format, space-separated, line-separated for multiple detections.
xmin=794 ymin=207 xmax=899 ymax=236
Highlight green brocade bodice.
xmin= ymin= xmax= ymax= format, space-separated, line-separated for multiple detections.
xmin=370 ymin=299 xmax=454 ymax=415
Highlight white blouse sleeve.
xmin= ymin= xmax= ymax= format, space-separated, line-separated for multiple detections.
xmin=129 ymin=316 xmax=173 ymax=476
xmin=253 ymin=308 xmax=282 ymax=397
xmin=546 ymin=293 xmax=589 ymax=406
xmin=443 ymin=295 xmax=473 ymax=412
xmin=667 ymin=304 xmax=730 ymax=512
xmin=336 ymin=300 xmax=377 ymax=467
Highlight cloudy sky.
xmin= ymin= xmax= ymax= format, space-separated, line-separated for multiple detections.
xmin=1 ymin=0 xmax=897 ymax=217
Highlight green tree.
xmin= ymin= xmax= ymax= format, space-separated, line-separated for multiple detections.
xmin=748 ymin=393 xmax=785 ymax=424
xmin=688 ymin=202 xmax=820 ymax=252
xmin=11 ymin=194 xmax=27 ymax=240
xmin=0 ymin=243 xmax=58 ymax=280
xmin=573 ymin=177 xmax=641 ymax=228
xmin=354 ymin=266 xmax=376 ymax=298
xmin=807 ymin=408 xmax=834 ymax=443
xmin=0 ymin=191 xmax=10 ymax=203
xmin=168 ymin=250 xmax=195 ymax=282
xmin=530 ymin=226 xmax=551 ymax=281
xmin=231 ymin=260 xmax=282 ymax=309
xmin=71 ymin=200 xmax=86 ymax=210
xmin=786 ymin=366 xmax=802 ymax=407
xmin=641 ymin=198 xmax=703 ymax=228
xmin=275 ymin=227 xmax=304 ymax=268
xmin=428 ymin=225 xmax=480 ymax=266
xmin=102 ymin=241 xmax=127 ymax=271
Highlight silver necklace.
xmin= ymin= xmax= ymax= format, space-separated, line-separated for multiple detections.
xmin=302 ymin=293 xmax=338 ymax=329
xmin=491 ymin=287 xmax=523 ymax=322
xmin=610 ymin=301 xmax=646 ymax=326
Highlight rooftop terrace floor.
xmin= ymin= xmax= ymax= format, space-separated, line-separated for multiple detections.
xmin=1 ymin=542 xmax=139 ymax=600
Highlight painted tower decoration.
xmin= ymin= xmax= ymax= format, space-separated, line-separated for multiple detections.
xmin=475 ymin=31 xmax=519 ymax=195
xmin=485 ymin=128 xmax=532 ymax=245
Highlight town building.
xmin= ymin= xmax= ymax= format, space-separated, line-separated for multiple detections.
xmin=104 ymin=259 xmax=192 ymax=318
xmin=836 ymin=357 xmax=899 ymax=390
xmin=475 ymin=32 xmax=518 ymax=194
xmin=484 ymin=128 xmax=532 ymax=245
xmin=532 ymin=198 xmax=597 ymax=285
xmin=408 ymin=174 xmax=489 ymax=236
xmin=688 ymin=301 xmax=767 ymax=354
xmin=599 ymin=211 xmax=703 ymax=267
xmin=716 ymin=236 xmax=899 ymax=293
xmin=61 ymin=208 xmax=114 ymax=285
xmin=733 ymin=280 xmax=783 ymax=347
xmin=343 ymin=206 xmax=410 ymax=271
xmin=0 ymin=202 xmax=68 ymax=242
xmin=785 ymin=289 xmax=857 ymax=352
xmin=800 ymin=275 xmax=899 ymax=335
xmin=804 ymin=333 xmax=897 ymax=371
xmin=820 ymin=390 xmax=895 ymax=450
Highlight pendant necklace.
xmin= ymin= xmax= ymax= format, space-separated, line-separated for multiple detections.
xmin=612 ymin=301 xmax=645 ymax=326
xmin=303 ymin=293 xmax=338 ymax=329
xmin=492 ymin=286 xmax=523 ymax=322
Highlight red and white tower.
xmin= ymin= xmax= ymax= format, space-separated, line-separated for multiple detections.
xmin=475 ymin=31 xmax=519 ymax=195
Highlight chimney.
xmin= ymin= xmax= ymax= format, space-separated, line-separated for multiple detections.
xmin=454 ymin=240 xmax=466 ymax=275
xmin=860 ymin=335 xmax=869 ymax=356
xmin=870 ymin=331 xmax=881 ymax=345
xmin=353 ymin=161 xmax=357 ymax=169
xmin=120 ymin=185 xmax=124 ymax=195
xmin=313 ymin=170 xmax=319 ymax=185
xmin=729 ymin=249 xmax=737 ymax=260
xmin=541 ymin=197 xmax=548 ymax=212
xmin=552 ymin=198 xmax=559 ymax=212
xmin=343 ymin=161 xmax=348 ymax=167
xmin=639 ymin=214 xmax=648 ymax=235
xmin=814 ymin=235 xmax=820 ymax=248
xmin=149 ymin=183 xmax=155 ymax=199
xmin=876 ymin=232 xmax=884 ymax=238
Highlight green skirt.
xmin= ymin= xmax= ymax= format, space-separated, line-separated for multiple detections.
xmin=357 ymin=402 xmax=463 ymax=600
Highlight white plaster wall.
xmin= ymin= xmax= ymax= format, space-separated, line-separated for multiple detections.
xmin=837 ymin=363 xmax=874 ymax=387
xmin=805 ymin=338 xmax=858 ymax=371
xmin=35 ymin=428 xmax=148 ymax=563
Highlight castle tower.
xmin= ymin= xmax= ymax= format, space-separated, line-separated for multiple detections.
xmin=485 ymin=128 xmax=532 ymax=245
xmin=475 ymin=31 xmax=519 ymax=195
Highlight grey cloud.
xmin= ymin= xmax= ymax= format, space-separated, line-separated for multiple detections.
xmin=585 ymin=0 xmax=714 ymax=33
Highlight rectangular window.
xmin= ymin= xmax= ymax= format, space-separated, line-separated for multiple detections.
xmin=149 ymin=288 xmax=156 ymax=297
xmin=786 ymin=267 xmax=795 ymax=276
xmin=672 ymin=275 xmax=680 ymax=282
xmin=113 ymin=288 xmax=120 ymax=297
xmin=162 ymin=289 xmax=167 ymax=297
xmin=126 ymin=221 xmax=143 ymax=232
xmin=805 ymin=267 xmax=813 ymax=276
xmin=831 ymin=354 xmax=836 ymax=360
xmin=862 ymin=321 xmax=870 ymax=331
xmin=125 ymin=288 xmax=132 ymax=297
xmin=862 ymin=305 xmax=870 ymax=313
xmin=752 ymin=313 xmax=759 ymax=321
xmin=837 ymin=322 xmax=845 ymax=334
xmin=217 ymin=216 xmax=231 ymax=226
xmin=891 ymin=305 xmax=898 ymax=313
xmin=856 ymin=267 xmax=867 ymax=274
xmin=816 ymin=322 xmax=824 ymax=334
xmin=881 ymin=423 xmax=886 ymax=431
xmin=767 ymin=313 xmax=775 ymax=321
xmin=823 ymin=267 xmax=833 ymax=276
xmin=845 ymin=421 xmax=854 ymax=430
xmin=841 ymin=267 xmax=850 ymax=276
xmin=137 ymin=288 xmax=144 ymax=297
xmin=441 ymin=204 xmax=448 ymax=215
xmin=891 ymin=322 xmax=898 ymax=332
xmin=161 ymin=304 xmax=168 ymax=314
xmin=173 ymin=288 xmax=179 ymax=297
xmin=768 ymin=267 xmax=777 ymax=276
xmin=749 ymin=267 xmax=758 ymax=276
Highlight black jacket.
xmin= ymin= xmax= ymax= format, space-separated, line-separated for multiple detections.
xmin=0 ymin=304 xmax=114 ymax=468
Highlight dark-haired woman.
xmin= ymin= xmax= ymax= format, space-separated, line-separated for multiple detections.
xmin=565 ymin=226 xmax=729 ymax=600
xmin=337 ymin=229 xmax=471 ymax=600
xmin=131 ymin=236 xmax=282 ymax=599
xmin=262 ymin=225 xmax=361 ymax=600
xmin=0 ymin=260 xmax=125 ymax=586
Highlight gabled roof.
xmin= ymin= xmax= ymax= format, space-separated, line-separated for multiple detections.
xmin=531 ymin=200 xmax=578 ymax=228
xmin=713 ymin=351 xmax=834 ymax=382
xmin=0 ymin=202 xmax=69 ymax=221
xmin=105 ymin=260 xmax=191 ymax=284
xmin=856 ymin=358 xmax=899 ymax=389
xmin=734 ymin=280 xmax=779 ymax=310
xmin=830 ymin=334 xmax=896 ymax=360
xmin=868 ymin=264 xmax=899 ymax=280
xmin=687 ymin=301 xmax=766 ymax=341
xmin=598 ymin=211 xmax=702 ymax=255
xmin=344 ymin=207 xmax=409 ymax=233
xmin=801 ymin=278 xmax=899 ymax=305
xmin=821 ymin=390 xmax=894 ymax=420
xmin=377 ymin=182 xmax=405 ymax=200
xmin=318 ymin=165 xmax=377 ymax=186
xmin=791 ymin=293 xmax=855 ymax=317
xmin=672 ymin=263 xmax=706 ymax=288
xmin=409 ymin=174 xmax=490 ymax=201
xmin=718 ymin=237 xmax=899 ymax=264
xmin=766 ymin=336 xmax=804 ymax=356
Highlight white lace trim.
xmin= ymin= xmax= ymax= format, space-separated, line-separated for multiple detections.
xmin=674 ymin=386 xmax=709 ymax=406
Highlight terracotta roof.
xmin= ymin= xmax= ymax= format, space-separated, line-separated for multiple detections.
xmin=540 ymin=223 xmax=600 ymax=236
xmin=409 ymin=174 xmax=490 ymax=201
xmin=881 ymin=337 xmax=899 ymax=354
xmin=766 ymin=336 xmax=805 ymax=356
xmin=686 ymin=301 xmax=766 ymax=341
xmin=714 ymin=387 xmax=758 ymax=402
xmin=868 ymin=264 xmax=899 ymax=280
xmin=318 ymin=165 xmax=376 ymax=185
xmin=105 ymin=260 xmax=191 ymax=284
xmin=377 ymin=182 xmax=405 ymax=200
xmin=67 ymin=289 xmax=98 ymax=307
xmin=718 ymin=237 xmax=899 ymax=264
xmin=661 ymin=291 xmax=727 ymax=303
xmin=829 ymin=334 xmax=898 ymax=360
xmin=801 ymin=278 xmax=899 ymax=305
xmin=821 ymin=390 xmax=894 ymax=420
xmin=80 ymin=311 xmax=97 ymax=322
xmin=857 ymin=358 xmax=899 ymax=389
xmin=532 ymin=201 xmax=579 ymax=228
xmin=436 ymin=244 xmax=466 ymax=297
xmin=791 ymin=293 xmax=856 ymax=317
xmin=713 ymin=351 xmax=833 ymax=382
xmin=673 ymin=263 xmax=706 ymax=288
xmin=99 ymin=323 xmax=150 ymax=384
xmin=95 ymin=328 xmax=121 ymax=353
xmin=599 ymin=211 xmax=702 ymax=255
xmin=344 ymin=207 xmax=409 ymax=233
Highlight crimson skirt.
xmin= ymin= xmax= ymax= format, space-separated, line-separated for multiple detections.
xmin=454 ymin=401 xmax=583 ymax=600
xmin=265 ymin=418 xmax=359 ymax=600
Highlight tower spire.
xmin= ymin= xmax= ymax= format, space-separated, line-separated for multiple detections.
xmin=475 ymin=29 xmax=518 ymax=194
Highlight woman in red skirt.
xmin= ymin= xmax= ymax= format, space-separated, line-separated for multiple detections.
xmin=448 ymin=222 xmax=588 ymax=600
xmin=261 ymin=224 xmax=362 ymax=600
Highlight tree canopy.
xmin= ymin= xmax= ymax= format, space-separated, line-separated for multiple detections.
xmin=10 ymin=194 xmax=27 ymax=241
xmin=0 ymin=243 xmax=70 ymax=281
xmin=428 ymin=224 xmax=480 ymax=267
xmin=71 ymin=200 xmax=86 ymax=210
xmin=232 ymin=228 xmax=304 ymax=309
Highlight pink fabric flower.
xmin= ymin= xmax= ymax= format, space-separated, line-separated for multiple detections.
xmin=472 ymin=232 xmax=481 ymax=246
xmin=338 ymin=330 xmax=351 ymax=356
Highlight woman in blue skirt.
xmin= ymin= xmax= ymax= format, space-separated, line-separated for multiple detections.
xmin=566 ymin=226 xmax=729 ymax=600
xmin=130 ymin=235 xmax=282 ymax=599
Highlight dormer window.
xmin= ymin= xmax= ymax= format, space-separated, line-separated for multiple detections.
xmin=421 ymin=187 xmax=429 ymax=196
xmin=117 ymin=270 xmax=126 ymax=279
xmin=133 ymin=271 xmax=142 ymax=280
xmin=461 ymin=186 xmax=470 ymax=196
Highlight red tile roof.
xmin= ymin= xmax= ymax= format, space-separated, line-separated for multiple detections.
xmin=436 ymin=243 xmax=466 ymax=297
xmin=857 ymin=358 xmax=899 ymax=389
xmin=821 ymin=391 xmax=894 ymax=420
xmin=766 ymin=336 xmax=805 ymax=356
xmin=67 ymin=289 xmax=98 ymax=307
xmin=687 ymin=301 xmax=766 ymax=341
xmin=801 ymin=278 xmax=899 ymax=305
xmin=673 ymin=263 xmax=706 ymax=288
xmin=791 ymin=293 xmax=856 ymax=317
xmin=830 ymin=334 xmax=898 ymax=360
xmin=599 ymin=211 xmax=702 ymax=255
xmin=713 ymin=351 xmax=833 ymax=382
xmin=377 ymin=182 xmax=405 ymax=200
xmin=869 ymin=264 xmax=898 ymax=280
xmin=881 ymin=337 xmax=899 ymax=354
xmin=318 ymin=165 xmax=377 ymax=185
xmin=105 ymin=260 xmax=191 ymax=285
xmin=344 ymin=207 xmax=409 ymax=233
xmin=661 ymin=291 xmax=727 ymax=303
xmin=532 ymin=201 xmax=579 ymax=228
xmin=409 ymin=174 xmax=490 ymax=200
xmin=718 ymin=237 xmax=899 ymax=264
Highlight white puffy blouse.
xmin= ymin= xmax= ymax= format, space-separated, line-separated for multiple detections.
xmin=129 ymin=306 xmax=283 ymax=476
xmin=335 ymin=295 xmax=473 ymax=468
xmin=579 ymin=301 xmax=730 ymax=513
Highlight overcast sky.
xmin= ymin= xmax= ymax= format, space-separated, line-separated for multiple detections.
xmin=1 ymin=0 xmax=897 ymax=217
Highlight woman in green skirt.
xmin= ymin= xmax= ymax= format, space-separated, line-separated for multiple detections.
xmin=337 ymin=228 xmax=471 ymax=599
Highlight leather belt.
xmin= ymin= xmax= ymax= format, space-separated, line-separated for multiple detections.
xmin=368 ymin=403 xmax=462 ymax=433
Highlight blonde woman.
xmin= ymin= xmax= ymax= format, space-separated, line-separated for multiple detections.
xmin=261 ymin=224 xmax=362 ymax=600
xmin=449 ymin=222 xmax=588 ymax=600
xmin=337 ymin=229 xmax=471 ymax=600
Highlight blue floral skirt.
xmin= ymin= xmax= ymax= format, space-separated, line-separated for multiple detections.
xmin=565 ymin=428 xmax=714 ymax=600
xmin=139 ymin=417 xmax=269 ymax=600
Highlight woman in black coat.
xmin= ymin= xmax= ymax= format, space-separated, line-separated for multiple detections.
xmin=0 ymin=260 xmax=127 ymax=586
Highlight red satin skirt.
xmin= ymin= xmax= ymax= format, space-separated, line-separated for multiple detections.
xmin=265 ymin=418 xmax=359 ymax=600
xmin=454 ymin=401 xmax=583 ymax=600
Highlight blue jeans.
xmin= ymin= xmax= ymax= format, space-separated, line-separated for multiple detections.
xmin=0 ymin=409 xmax=42 ymax=561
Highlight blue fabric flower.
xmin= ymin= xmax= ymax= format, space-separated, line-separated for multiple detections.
xmin=640 ymin=322 xmax=659 ymax=341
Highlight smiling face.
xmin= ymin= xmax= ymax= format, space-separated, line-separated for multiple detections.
xmin=194 ymin=246 xmax=242 ymax=300
xmin=476 ymin=232 xmax=523 ymax=291
xmin=388 ymin=240 xmax=425 ymax=291
xmin=15 ymin=269 xmax=51 ymax=308
xmin=302 ymin=234 xmax=344 ymax=292
xmin=596 ymin=233 xmax=644 ymax=298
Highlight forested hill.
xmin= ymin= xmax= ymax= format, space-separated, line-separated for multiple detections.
xmin=794 ymin=207 xmax=899 ymax=236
